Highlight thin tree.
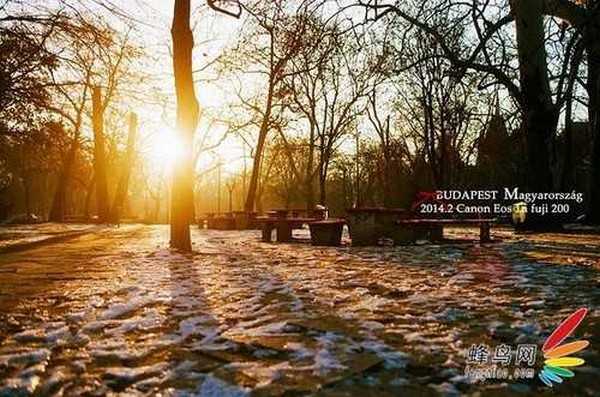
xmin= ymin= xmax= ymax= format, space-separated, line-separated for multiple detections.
xmin=241 ymin=4 xmax=306 ymax=213
xmin=170 ymin=0 xmax=199 ymax=251
xmin=110 ymin=112 xmax=138 ymax=222
xmin=92 ymin=85 xmax=110 ymax=222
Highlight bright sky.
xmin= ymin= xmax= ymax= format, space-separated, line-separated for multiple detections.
xmin=94 ymin=1 xmax=248 ymax=179
xmin=5 ymin=1 xmax=382 ymax=184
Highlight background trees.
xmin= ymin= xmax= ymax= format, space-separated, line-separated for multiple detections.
xmin=352 ymin=0 xmax=597 ymax=220
xmin=1 ymin=1 xmax=146 ymax=224
xmin=0 ymin=0 xmax=599 ymax=234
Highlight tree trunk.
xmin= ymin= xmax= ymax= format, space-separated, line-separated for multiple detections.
xmin=92 ymin=86 xmax=110 ymax=222
xmin=305 ymin=176 xmax=315 ymax=212
xmin=49 ymin=135 xmax=79 ymax=222
xmin=381 ymin=117 xmax=393 ymax=207
xmin=84 ymin=174 xmax=95 ymax=220
xmin=586 ymin=29 xmax=600 ymax=223
xmin=382 ymin=150 xmax=393 ymax=207
xmin=110 ymin=112 xmax=138 ymax=222
xmin=511 ymin=0 xmax=558 ymax=192
xmin=171 ymin=0 xmax=199 ymax=251
xmin=22 ymin=176 xmax=31 ymax=220
xmin=355 ymin=133 xmax=361 ymax=207
xmin=318 ymin=161 xmax=327 ymax=205
xmin=439 ymin=125 xmax=448 ymax=189
xmin=256 ymin=177 xmax=264 ymax=214
xmin=305 ymin=125 xmax=316 ymax=211
xmin=154 ymin=197 xmax=161 ymax=223
xmin=561 ymin=92 xmax=574 ymax=191
xmin=244 ymin=79 xmax=274 ymax=213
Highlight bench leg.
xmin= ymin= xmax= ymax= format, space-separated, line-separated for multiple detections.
xmin=391 ymin=225 xmax=416 ymax=245
xmin=480 ymin=223 xmax=491 ymax=242
xmin=276 ymin=224 xmax=293 ymax=242
xmin=429 ymin=225 xmax=443 ymax=241
xmin=261 ymin=226 xmax=273 ymax=242
xmin=347 ymin=214 xmax=380 ymax=246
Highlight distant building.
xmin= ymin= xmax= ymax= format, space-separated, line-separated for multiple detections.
xmin=476 ymin=103 xmax=514 ymax=187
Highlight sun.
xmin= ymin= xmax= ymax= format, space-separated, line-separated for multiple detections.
xmin=144 ymin=121 xmax=247 ymax=177
xmin=146 ymin=127 xmax=185 ymax=169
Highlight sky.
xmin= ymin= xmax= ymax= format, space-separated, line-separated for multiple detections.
xmin=10 ymin=0 xmax=559 ymax=184
xmin=21 ymin=0 xmax=248 ymax=180
xmin=4 ymin=1 xmax=407 ymax=183
xmin=114 ymin=1 xmax=247 ymax=178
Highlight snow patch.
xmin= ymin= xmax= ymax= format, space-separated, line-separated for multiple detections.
xmin=0 ymin=348 xmax=51 ymax=368
xmin=195 ymin=375 xmax=250 ymax=397
xmin=99 ymin=295 xmax=153 ymax=320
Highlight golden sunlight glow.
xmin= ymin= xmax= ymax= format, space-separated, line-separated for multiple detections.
xmin=147 ymin=127 xmax=185 ymax=168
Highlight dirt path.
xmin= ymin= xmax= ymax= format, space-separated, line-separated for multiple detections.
xmin=0 ymin=226 xmax=598 ymax=396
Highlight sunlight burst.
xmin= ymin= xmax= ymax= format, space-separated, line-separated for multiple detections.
xmin=148 ymin=127 xmax=185 ymax=167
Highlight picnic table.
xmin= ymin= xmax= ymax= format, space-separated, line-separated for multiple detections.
xmin=198 ymin=213 xmax=236 ymax=230
xmin=396 ymin=218 xmax=495 ymax=243
xmin=267 ymin=208 xmax=328 ymax=219
xmin=255 ymin=206 xmax=495 ymax=246
xmin=308 ymin=219 xmax=345 ymax=246
xmin=211 ymin=213 xmax=236 ymax=230
xmin=256 ymin=216 xmax=316 ymax=243
xmin=257 ymin=207 xmax=340 ymax=245
xmin=232 ymin=211 xmax=258 ymax=230
xmin=199 ymin=212 xmax=259 ymax=230
xmin=197 ymin=213 xmax=214 ymax=229
xmin=345 ymin=207 xmax=410 ymax=246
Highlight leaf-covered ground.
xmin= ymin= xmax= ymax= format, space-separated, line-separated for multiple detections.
xmin=0 ymin=225 xmax=598 ymax=396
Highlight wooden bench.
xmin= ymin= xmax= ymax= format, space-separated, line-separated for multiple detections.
xmin=396 ymin=218 xmax=495 ymax=243
xmin=256 ymin=216 xmax=316 ymax=243
xmin=197 ymin=213 xmax=214 ymax=229
xmin=203 ymin=213 xmax=235 ymax=230
xmin=308 ymin=219 xmax=345 ymax=246
xmin=213 ymin=214 xmax=236 ymax=230
xmin=346 ymin=207 xmax=410 ymax=246
xmin=231 ymin=211 xmax=258 ymax=230
xmin=266 ymin=208 xmax=328 ymax=219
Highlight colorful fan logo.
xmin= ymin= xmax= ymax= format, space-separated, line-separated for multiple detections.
xmin=539 ymin=308 xmax=589 ymax=387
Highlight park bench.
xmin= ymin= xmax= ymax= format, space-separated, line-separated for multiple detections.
xmin=232 ymin=211 xmax=258 ymax=230
xmin=197 ymin=213 xmax=214 ymax=229
xmin=345 ymin=207 xmax=410 ymax=246
xmin=308 ymin=219 xmax=345 ymax=246
xmin=257 ymin=216 xmax=346 ymax=245
xmin=200 ymin=213 xmax=236 ymax=230
xmin=200 ymin=212 xmax=260 ymax=230
xmin=257 ymin=207 xmax=331 ymax=243
xmin=256 ymin=216 xmax=316 ymax=242
xmin=267 ymin=208 xmax=328 ymax=220
xmin=396 ymin=218 xmax=495 ymax=243
xmin=212 ymin=213 xmax=236 ymax=230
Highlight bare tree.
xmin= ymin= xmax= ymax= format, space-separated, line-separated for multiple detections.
xmin=41 ymin=15 xmax=137 ymax=221
xmin=217 ymin=2 xmax=309 ymax=212
xmin=170 ymin=0 xmax=200 ymax=251
xmin=280 ymin=12 xmax=375 ymax=206
xmin=110 ymin=112 xmax=138 ymax=222
xmin=91 ymin=85 xmax=110 ymax=221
